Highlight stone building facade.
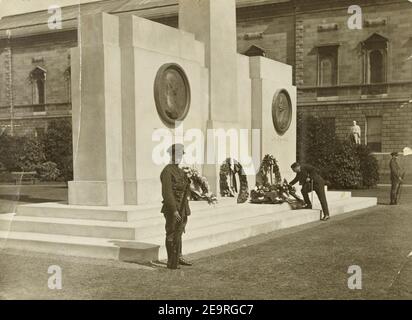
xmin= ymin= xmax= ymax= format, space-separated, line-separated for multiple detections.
xmin=0 ymin=0 xmax=411 ymax=179
xmin=295 ymin=0 xmax=412 ymax=152
xmin=293 ymin=0 xmax=412 ymax=180
xmin=0 ymin=29 xmax=76 ymax=136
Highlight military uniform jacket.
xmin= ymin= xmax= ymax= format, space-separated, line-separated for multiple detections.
xmin=290 ymin=164 xmax=325 ymax=187
xmin=390 ymin=158 xmax=403 ymax=182
xmin=160 ymin=164 xmax=191 ymax=217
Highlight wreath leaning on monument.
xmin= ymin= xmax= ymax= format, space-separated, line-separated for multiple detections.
xmin=219 ymin=158 xmax=249 ymax=204
xmin=182 ymin=167 xmax=218 ymax=205
xmin=260 ymin=154 xmax=282 ymax=185
xmin=250 ymin=154 xmax=305 ymax=209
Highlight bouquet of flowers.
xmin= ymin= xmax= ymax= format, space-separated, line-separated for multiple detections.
xmin=182 ymin=167 xmax=218 ymax=205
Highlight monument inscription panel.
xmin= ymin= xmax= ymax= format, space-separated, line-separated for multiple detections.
xmin=154 ymin=63 xmax=191 ymax=127
xmin=272 ymin=89 xmax=292 ymax=135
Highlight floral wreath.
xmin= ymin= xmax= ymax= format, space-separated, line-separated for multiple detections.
xmin=219 ymin=158 xmax=249 ymax=204
xmin=251 ymin=154 xmax=304 ymax=207
xmin=182 ymin=167 xmax=218 ymax=205
xmin=259 ymin=154 xmax=282 ymax=186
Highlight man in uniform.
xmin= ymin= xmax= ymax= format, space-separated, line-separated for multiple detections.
xmin=389 ymin=152 xmax=404 ymax=205
xmin=160 ymin=143 xmax=193 ymax=270
xmin=289 ymin=162 xmax=330 ymax=221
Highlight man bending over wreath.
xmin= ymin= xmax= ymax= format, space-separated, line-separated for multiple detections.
xmin=289 ymin=162 xmax=330 ymax=221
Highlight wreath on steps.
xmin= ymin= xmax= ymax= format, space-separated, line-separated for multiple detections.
xmin=256 ymin=154 xmax=282 ymax=186
xmin=219 ymin=158 xmax=249 ymax=204
xmin=251 ymin=154 xmax=305 ymax=209
xmin=182 ymin=167 xmax=218 ymax=205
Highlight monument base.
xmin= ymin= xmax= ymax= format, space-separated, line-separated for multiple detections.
xmin=68 ymin=180 xmax=125 ymax=206
xmin=0 ymin=191 xmax=376 ymax=263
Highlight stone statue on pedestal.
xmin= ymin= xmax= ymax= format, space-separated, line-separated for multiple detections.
xmin=349 ymin=121 xmax=361 ymax=145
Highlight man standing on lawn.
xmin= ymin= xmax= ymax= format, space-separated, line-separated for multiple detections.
xmin=160 ymin=144 xmax=193 ymax=270
xmin=389 ymin=152 xmax=404 ymax=205
xmin=289 ymin=162 xmax=330 ymax=221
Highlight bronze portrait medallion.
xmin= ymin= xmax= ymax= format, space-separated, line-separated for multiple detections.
xmin=154 ymin=63 xmax=191 ymax=127
xmin=272 ymin=89 xmax=292 ymax=135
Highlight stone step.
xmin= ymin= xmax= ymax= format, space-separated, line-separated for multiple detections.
xmin=134 ymin=203 xmax=292 ymax=240
xmin=0 ymin=203 xmax=290 ymax=241
xmin=144 ymin=196 xmax=376 ymax=260
xmin=15 ymin=198 xmax=237 ymax=222
xmin=0 ymin=193 xmax=372 ymax=263
xmin=2 ymin=191 xmax=354 ymax=241
xmin=16 ymin=203 xmax=139 ymax=222
xmin=327 ymin=196 xmax=377 ymax=215
xmin=0 ymin=215 xmax=138 ymax=240
xmin=0 ymin=231 xmax=121 ymax=260
xmin=0 ymin=230 xmax=161 ymax=263
xmin=15 ymin=191 xmax=351 ymax=222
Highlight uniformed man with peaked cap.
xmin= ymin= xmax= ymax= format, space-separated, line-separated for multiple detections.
xmin=160 ymin=143 xmax=193 ymax=269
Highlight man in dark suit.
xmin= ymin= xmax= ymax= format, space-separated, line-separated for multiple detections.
xmin=389 ymin=152 xmax=404 ymax=205
xmin=160 ymin=144 xmax=192 ymax=270
xmin=289 ymin=162 xmax=330 ymax=221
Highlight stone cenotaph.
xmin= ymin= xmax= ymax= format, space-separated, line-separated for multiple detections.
xmin=68 ymin=0 xmax=297 ymax=207
xmin=7 ymin=0 xmax=376 ymax=263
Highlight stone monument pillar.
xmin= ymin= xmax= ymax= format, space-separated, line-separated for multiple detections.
xmin=119 ymin=15 xmax=138 ymax=205
xmin=69 ymin=13 xmax=125 ymax=206
xmin=179 ymin=0 xmax=240 ymax=194
xmin=179 ymin=0 xmax=238 ymax=123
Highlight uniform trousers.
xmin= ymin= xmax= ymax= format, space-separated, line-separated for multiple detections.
xmin=390 ymin=179 xmax=402 ymax=204
xmin=164 ymin=213 xmax=188 ymax=259
xmin=301 ymin=182 xmax=330 ymax=216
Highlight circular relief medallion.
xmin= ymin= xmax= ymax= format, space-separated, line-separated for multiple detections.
xmin=154 ymin=63 xmax=191 ymax=127
xmin=272 ymin=89 xmax=292 ymax=135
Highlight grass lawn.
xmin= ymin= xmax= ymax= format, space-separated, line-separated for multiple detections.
xmin=0 ymin=185 xmax=411 ymax=300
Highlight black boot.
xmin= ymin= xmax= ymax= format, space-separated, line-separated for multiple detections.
xmin=176 ymin=238 xmax=193 ymax=266
xmin=179 ymin=257 xmax=193 ymax=266
xmin=168 ymin=241 xmax=179 ymax=270
xmin=166 ymin=240 xmax=173 ymax=268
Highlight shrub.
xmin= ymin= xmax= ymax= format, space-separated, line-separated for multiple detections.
xmin=37 ymin=161 xmax=61 ymax=181
xmin=297 ymin=113 xmax=337 ymax=166
xmin=323 ymin=141 xmax=362 ymax=189
xmin=42 ymin=119 xmax=73 ymax=182
xmin=297 ymin=113 xmax=376 ymax=189
xmin=356 ymin=144 xmax=380 ymax=188
xmin=16 ymin=137 xmax=46 ymax=172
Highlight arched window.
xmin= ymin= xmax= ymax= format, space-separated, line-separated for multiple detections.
xmin=319 ymin=56 xmax=333 ymax=86
xmin=369 ymin=50 xmax=384 ymax=84
xmin=317 ymin=45 xmax=338 ymax=87
xmin=30 ymin=67 xmax=47 ymax=105
xmin=316 ymin=45 xmax=339 ymax=96
xmin=362 ymin=33 xmax=388 ymax=92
